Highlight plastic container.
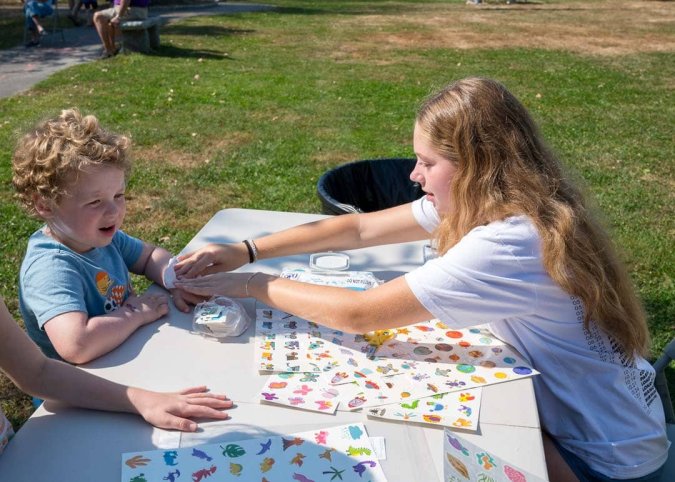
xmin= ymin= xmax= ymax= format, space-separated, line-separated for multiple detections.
xmin=192 ymin=296 xmax=250 ymax=338
xmin=309 ymin=252 xmax=350 ymax=271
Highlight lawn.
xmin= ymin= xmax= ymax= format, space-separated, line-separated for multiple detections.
xmin=0 ymin=0 xmax=673 ymax=429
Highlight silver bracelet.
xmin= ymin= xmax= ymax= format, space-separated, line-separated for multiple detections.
xmin=245 ymin=272 xmax=259 ymax=297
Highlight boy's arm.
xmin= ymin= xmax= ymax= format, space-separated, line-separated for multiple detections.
xmin=131 ymin=243 xmax=194 ymax=313
xmin=43 ymin=293 xmax=168 ymax=364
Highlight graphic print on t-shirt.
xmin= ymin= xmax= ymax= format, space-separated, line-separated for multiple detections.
xmin=95 ymin=270 xmax=127 ymax=313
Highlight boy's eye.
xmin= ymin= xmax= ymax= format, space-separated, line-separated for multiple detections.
xmin=114 ymin=193 xmax=125 ymax=200
xmin=88 ymin=200 xmax=101 ymax=206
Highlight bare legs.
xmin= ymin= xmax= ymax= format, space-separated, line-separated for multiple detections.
xmin=30 ymin=16 xmax=45 ymax=35
xmin=93 ymin=11 xmax=119 ymax=56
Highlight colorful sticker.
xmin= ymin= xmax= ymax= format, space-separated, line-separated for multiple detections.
xmin=259 ymin=372 xmax=339 ymax=413
xmin=367 ymin=388 xmax=482 ymax=430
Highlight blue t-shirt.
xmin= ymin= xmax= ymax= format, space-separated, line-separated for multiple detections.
xmin=19 ymin=228 xmax=144 ymax=360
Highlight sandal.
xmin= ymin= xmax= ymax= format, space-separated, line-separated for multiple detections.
xmin=99 ymin=48 xmax=119 ymax=59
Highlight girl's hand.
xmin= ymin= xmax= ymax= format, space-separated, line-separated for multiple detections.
xmin=175 ymin=272 xmax=257 ymax=299
xmin=130 ymin=386 xmax=234 ymax=432
xmin=174 ymin=243 xmax=249 ymax=279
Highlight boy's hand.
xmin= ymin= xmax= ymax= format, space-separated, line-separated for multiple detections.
xmin=123 ymin=293 xmax=169 ymax=325
xmin=169 ymin=288 xmax=206 ymax=313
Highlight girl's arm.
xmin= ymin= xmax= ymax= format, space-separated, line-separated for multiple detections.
xmin=177 ymin=272 xmax=434 ymax=334
xmin=175 ymin=203 xmax=429 ymax=278
xmin=0 ymin=300 xmax=233 ymax=431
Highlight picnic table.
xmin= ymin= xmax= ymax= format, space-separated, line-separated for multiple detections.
xmin=0 ymin=209 xmax=548 ymax=481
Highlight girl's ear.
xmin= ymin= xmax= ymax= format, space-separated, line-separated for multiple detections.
xmin=33 ymin=195 xmax=55 ymax=219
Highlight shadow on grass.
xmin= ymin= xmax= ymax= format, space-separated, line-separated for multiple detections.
xmin=150 ymin=44 xmax=235 ymax=60
xmin=164 ymin=24 xmax=255 ymax=37
xmin=147 ymin=24 xmax=253 ymax=60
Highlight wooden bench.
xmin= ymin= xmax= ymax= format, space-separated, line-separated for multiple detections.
xmin=120 ymin=16 xmax=161 ymax=53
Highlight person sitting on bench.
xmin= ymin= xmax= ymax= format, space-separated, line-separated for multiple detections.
xmin=93 ymin=0 xmax=149 ymax=59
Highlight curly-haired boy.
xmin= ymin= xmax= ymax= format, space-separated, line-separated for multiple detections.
xmin=13 ymin=109 xmax=191 ymax=363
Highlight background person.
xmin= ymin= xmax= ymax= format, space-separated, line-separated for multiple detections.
xmin=93 ymin=0 xmax=149 ymax=58
xmin=68 ymin=0 xmax=99 ymax=27
xmin=22 ymin=0 xmax=53 ymax=47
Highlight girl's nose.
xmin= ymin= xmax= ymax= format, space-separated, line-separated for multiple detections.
xmin=409 ymin=168 xmax=422 ymax=183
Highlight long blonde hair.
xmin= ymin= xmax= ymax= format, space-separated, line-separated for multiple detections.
xmin=417 ymin=77 xmax=649 ymax=358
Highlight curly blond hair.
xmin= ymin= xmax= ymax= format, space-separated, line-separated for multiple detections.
xmin=12 ymin=108 xmax=131 ymax=216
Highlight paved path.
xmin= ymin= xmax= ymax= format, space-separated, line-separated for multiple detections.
xmin=0 ymin=2 xmax=272 ymax=98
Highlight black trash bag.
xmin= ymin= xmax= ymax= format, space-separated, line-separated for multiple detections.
xmin=317 ymin=158 xmax=423 ymax=215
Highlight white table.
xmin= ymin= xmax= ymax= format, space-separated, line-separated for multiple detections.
xmin=0 ymin=209 xmax=547 ymax=481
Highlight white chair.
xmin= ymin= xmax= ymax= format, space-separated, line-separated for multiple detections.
xmin=654 ymin=337 xmax=674 ymax=481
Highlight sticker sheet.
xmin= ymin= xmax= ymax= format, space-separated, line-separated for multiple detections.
xmin=255 ymin=308 xmax=375 ymax=373
xmin=330 ymin=371 xmax=462 ymax=411
xmin=368 ymin=388 xmax=482 ymax=430
xmin=259 ymin=372 xmax=428 ymax=413
xmin=444 ymin=429 xmax=545 ymax=481
xmin=329 ymin=321 xmax=537 ymax=395
xmin=254 ymin=308 xmax=537 ymax=415
xmin=122 ymin=423 xmax=387 ymax=482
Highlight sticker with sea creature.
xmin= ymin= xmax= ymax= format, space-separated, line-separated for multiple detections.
xmin=121 ymin=423 xmax=387 ymax=482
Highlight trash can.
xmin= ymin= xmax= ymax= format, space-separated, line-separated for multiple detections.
xmin=316 ymin=158 xmax=423 ymax=215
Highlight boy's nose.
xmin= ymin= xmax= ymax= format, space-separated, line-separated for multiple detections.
xmin=104 ymin=200 xmax=121 ymax=215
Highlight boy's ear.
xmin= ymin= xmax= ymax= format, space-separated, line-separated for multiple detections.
xmin=33 ymin=195 xmax=55 ymax=219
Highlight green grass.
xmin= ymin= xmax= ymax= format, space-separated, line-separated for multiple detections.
xmin=0 ymin=0 xmax=673 ymax=428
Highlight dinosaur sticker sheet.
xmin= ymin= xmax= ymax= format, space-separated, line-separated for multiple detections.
xmin=121 ymin=423 xmax=387 ymax=482
xmin=444 ymin=429 xmax=545 ymax=482
xmin=367 ymin=388 xmax=482 ymax=430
